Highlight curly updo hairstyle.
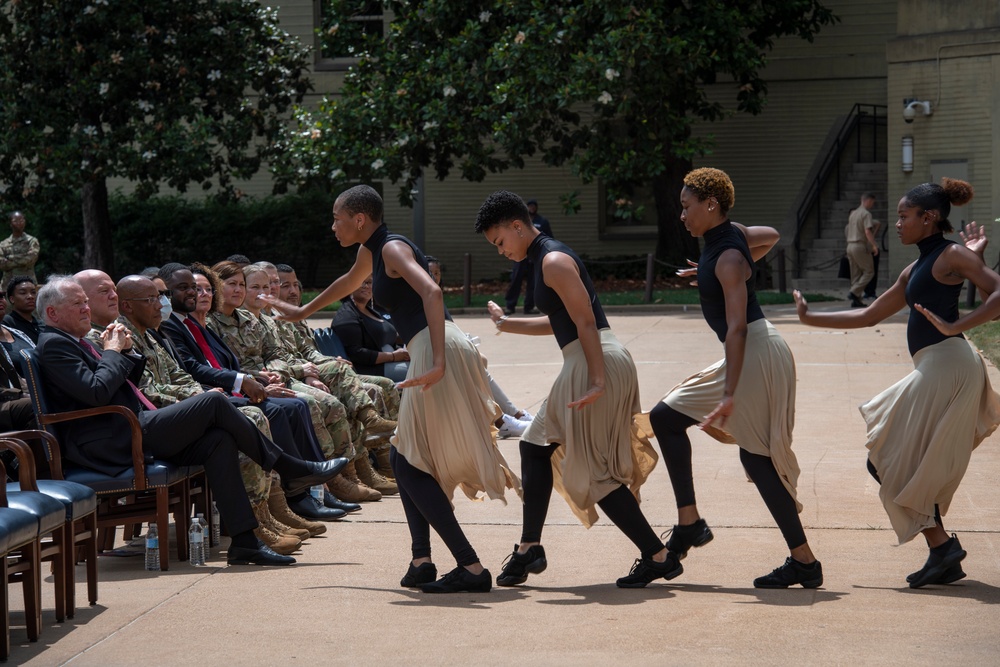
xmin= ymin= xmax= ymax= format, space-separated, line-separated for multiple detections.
xmin=682 ymin=168 xmax=736 ymax=216
xmin=903 ymin=177 xmax=974 ymax=233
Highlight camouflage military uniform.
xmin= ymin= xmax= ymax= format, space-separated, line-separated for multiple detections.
xmin=114 ymin=317 xmax=272 ymax=505
xmin=279 ymin=317 xmax=400 ymax=419
xmin=208 ymin=308 xmax=358 ymax=460
xmin=0 ymin=232 xmax=39 ymax=289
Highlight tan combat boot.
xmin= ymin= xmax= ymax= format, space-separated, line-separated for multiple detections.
xmin=251 ymin=500 xmax=302 ymax=555
xmin=355 ymin=452 xmax=398 ymax=495
xmin=341 ymin=461 xmax=383 ymax=501
xmin=327 ymin=471 xmax=379 ymax=503
xmin=259 ymin=491 xmax=312 ymax=541
xmin=358 ymin=406 xmax=397 ymax=436
xmin=374 ymin=446 xmax=395 ymax=481
xmin=268 ymin=485 xmax=327 ymax=537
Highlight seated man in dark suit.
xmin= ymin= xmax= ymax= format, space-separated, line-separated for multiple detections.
xmin=34 ymin=275 xmax=347 ymax=565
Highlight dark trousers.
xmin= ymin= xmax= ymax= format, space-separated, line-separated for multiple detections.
xmin=139 ymin=392 xmax=283 ymax=535
xmin=229 ymin=396 xmax=325 ymax=462
xmin=390 ymin=446 xmax=479 ymax=567
xmin=505 ymin=259 xmax=535 ymax=313
xmin=649 ymin=401 xmax=806 ymax=550
xmin=519 ymin=440 xmax=664 ymax=558
xmin=865 ymin=251 xmax=880 ymax=298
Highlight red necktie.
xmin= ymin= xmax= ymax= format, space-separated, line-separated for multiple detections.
xmin=78 ymin=338 xmax=158 ymax=412
xmin=182 ymin=318 xmax=242 ymax=397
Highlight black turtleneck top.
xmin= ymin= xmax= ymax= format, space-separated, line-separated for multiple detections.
xmin=697 ymin=220 xmax=764 ymax=342
xmin=362 ymin=224 xmax=451 ymax=344
xmin=527 ymin=234 xmax=609 ymax=349
xmin=904 ymin=233 xmax=963 ymax=356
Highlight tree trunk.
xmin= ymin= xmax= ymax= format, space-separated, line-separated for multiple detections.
xmin=652 ymin=154 xmax=698 ymax=265
xmin=81 ymin=178 xmax=114 ymax=273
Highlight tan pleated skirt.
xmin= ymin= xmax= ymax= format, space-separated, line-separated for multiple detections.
xmin=522 ymin=329 xmax=658 ymax=528
xmin=661 ymin=319 xmax=802 ymax=511
xmin=391 ymin=321 xmax=520 ymax=504
xmin=861 ymin=336 xmax=1000 ymax=544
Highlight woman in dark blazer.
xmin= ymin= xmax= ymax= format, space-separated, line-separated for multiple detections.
xmin=331 ymin=276 xmax=409 ymax=381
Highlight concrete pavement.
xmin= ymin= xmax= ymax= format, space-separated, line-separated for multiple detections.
xmin=7 ymin=305 xmax=1000 ymax=665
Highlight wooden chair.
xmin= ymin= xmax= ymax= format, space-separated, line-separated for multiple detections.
xmin=0 ymin=459 xmax=41 ymax=661
xmin=2 ymin=431 xmax=98 ymax=617
xmin=19 ymin=349 xmax=191 ymax=570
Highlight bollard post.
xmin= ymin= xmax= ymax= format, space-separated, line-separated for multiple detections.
xmin=463 ymin=253 xmax=472 ymax=307
xmin=644 ymin=253 xmax=655 ymax=303
xmin=777 ymin=249 xmax=787 ymax=293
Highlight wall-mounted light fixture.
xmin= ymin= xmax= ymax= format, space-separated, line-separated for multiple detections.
xmin=902 ymin=136 xmax=914 ymax=173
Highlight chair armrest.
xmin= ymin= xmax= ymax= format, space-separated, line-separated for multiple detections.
xmin=39 ymin=405 xmax=148 ymax=491
xmin=0 ymin=429 xmax=65 ymax=480
xmin=0 ymin=436 xmax=38 ymax=492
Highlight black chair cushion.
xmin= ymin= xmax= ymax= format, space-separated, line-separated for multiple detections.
xmin=11 ymin=481 xmax=98 ymax=521
xmin=5 ymin=490 xmax=66 ymax=535
xmin=0 ymin=507 xmax=38 ymax=554
xmin=64 ymin=461 xmax=187 ymax=494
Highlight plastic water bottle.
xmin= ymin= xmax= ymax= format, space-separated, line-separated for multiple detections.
xmin=310 ymin=484 xmax=325 ymax=506
xmin=145 ymin=523 xmax=160 ymax=571
xmin=210 ymin=501 xmax=221 ymax=546
xmin=188 ymin=519 xmax=205 ymax=566
xmin=196 ymin=513 xmax=209 ymax=558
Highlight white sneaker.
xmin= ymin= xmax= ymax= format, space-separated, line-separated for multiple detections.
xmin=498 ymin=414 xmax=531 ymax=439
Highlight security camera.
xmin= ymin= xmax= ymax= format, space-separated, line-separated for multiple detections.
xmin=903 ymin=100 xmax=932 ymax=124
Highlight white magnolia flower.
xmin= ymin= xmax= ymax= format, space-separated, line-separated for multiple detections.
xmin=371 ymin=159 xmax=385 ymax=171
xmin=83 ymin=6 xmax=96 ymax=15
xmin=393 ymin=135 xmax=409 ymax=147
xmin=207 ymin=69 xmax=222 ymax=81
xmin=309 ymin=128 xmax=322 ymax=139
xmin=597 ymin=91 xmax=613 ymax=105
xmin=82 ymin=125 xmax=98 ymax=137
xmin=479 ymin=11 xmax=491 ymax=23
xmin=443 ymin=85 xmax=456 ymax=97
xmin=422 ymin=121 xmax=438 ymax=131
xmin=210 ymin=26 xmax=226 ymax=36
xmin=605 ymin=68 xmax=619 ymax=81
xmin=164 ymin=34 xmax=177 ymax=45
xmin=99 ymin=82 xmax=109 ymax=95
xmin=137 ymin=100 xmax=153 ymax=112
xmin=142 ymin=150 xmax=157 ymax=161
xmin=329 ymin=169 xmax=344 ymax=180
xmin=514 ymin=31 xmax=526 ymax=44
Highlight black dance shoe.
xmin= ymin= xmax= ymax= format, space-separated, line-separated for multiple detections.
xmin=496 ymin=544 xmax=547 ymax=586
xmin=400 ymin=562 xmax=438 ymax=588
xmin=906 ymin=563 xmax=966 ymax=586
xmin=419 ymin=566 xmax=492 ymax=593
xmin=663 ymin=518 xmax=714 ymax=560
xmin=753 ymin=557 xmax=823 ymax=589
xmin=616 ymin=553 xmax=683 ymax=588
xmin=909 ymin=534 xmax=967 ymax=589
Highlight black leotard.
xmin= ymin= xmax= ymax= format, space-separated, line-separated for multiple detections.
xmin=697 ymin=220 xmax=764 ymax=342
xmin=527 ymin=234 xmax=609 ymax=349
xmin=362 ymin=224 xmax=451 ymax=344
xmin=904 ymin=233 xmax=963 ymax=356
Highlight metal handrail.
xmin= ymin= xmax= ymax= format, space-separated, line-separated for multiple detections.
xmin=792 ymin=103 xmax=887 ymax=277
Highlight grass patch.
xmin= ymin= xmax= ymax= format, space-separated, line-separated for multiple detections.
xmin=303 ymin=288 xmax=836 ymax=311
xmin=967 ymin=320 xmax=1000 ymax=369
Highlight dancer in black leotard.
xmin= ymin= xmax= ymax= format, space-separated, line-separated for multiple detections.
xmin=649 ymin=167 xmax=823 ymax=589
xmin=477 ymin=190 xmax=680 ymax=588
xmin=270 ymin=185 xmax=518 ymax=594
xmin=795 ymin=178 xmax=1000 ymax=588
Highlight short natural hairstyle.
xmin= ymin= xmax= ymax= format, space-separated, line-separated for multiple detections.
xmin=275 ymin=263 xmax=294 ymax=274
xmin=902 ymin=177 xmax=974 ymax=234
xmin=157 ymin=262 xmax=189 ymax=283
xmin=475 ymin=190 xmax=530 ymax=234
xmin=336 ymin=185 xmax=383 ymax=224
xmin=139 ymin=266 xmax=161 ymax=279
xmin=6 ymin=274 xmax=36 ymax=299
xmin=226 ymin=254 xmax=251 ymax=266
xmin=36 ymin=275 xmax=78 ymax=324
xmin=683 ymin=167 xmax=735 ymax=215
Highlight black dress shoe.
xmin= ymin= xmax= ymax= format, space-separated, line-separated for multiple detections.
xmin=287 ymin=493 xmax=346 ymax=521
xmin=281 ymin=457 xmax=349 ymax=495
xmin=323 ymin=492 xmax=362 ymax=513
xmin=227 ymin=543 xmax=296 ymax=566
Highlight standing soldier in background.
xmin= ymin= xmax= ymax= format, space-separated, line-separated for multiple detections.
xmin=845 ymin=193 xmax=878 ymax=308
xmin=0 ymin=212 xmax=40 ymax=289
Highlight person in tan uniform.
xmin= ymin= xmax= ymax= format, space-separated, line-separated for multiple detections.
xmin=796 ymin=178 xmax=1000 ymax=589
xmin=0 ymin=212 xmax=40 ymax=290
xmin=845 ymin=193 xmax=878 ymax=307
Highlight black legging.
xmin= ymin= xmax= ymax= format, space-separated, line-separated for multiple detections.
xmin=867 ymin=459 xmax=942 ymax=525
xmin=389 ymin=446 xmax=479 ymax=567
xmin=519 ymin=440 xmax=664 ymax=558
xmin=650 ymin=401 xmax=807 ymax=550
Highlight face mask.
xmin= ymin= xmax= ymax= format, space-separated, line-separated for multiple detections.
xmin=159 ymin=294 xmax=173 ymax=321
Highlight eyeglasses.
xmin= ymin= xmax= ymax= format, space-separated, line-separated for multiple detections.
xmin=196 ymin=287 xmax=214 ymax=295
xmin=122 ymin=296 xmax=160 ymax=305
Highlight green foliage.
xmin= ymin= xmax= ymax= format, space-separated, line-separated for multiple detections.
xmin=21 ymin=191 xmax=354 ymax=285
xmin=275 ymin=0 xmax=837 ymax=217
